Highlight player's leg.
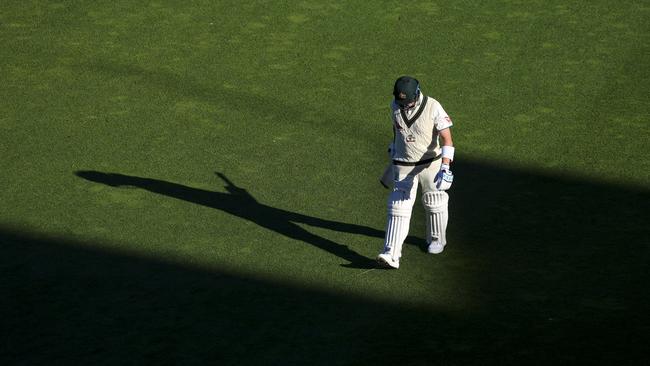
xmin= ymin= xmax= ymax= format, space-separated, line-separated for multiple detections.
xmin=420 ymin=161 xmax=450 ymax=254
xmin=378 ymin=166 xmax=419 ymax=268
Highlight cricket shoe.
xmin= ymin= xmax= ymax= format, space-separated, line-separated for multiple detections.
xmin=427 ymin=241 xmax=445 ymax=254
xmin=377 ymin=253 xmax=399 ymax=269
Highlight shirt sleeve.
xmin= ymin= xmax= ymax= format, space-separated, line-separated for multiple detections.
xmin=433 ymin=101 xmax=453 ymax=131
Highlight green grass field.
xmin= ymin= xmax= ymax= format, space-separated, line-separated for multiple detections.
xmin=1 ymin=1 xmax=649 ymax=365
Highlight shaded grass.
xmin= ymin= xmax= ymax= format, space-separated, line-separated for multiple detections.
xmin=3 ymin=156 xmax=649 ymax=365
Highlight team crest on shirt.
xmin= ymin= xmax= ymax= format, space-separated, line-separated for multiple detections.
xmin=406 ymin=134 xmax=415 ymax=142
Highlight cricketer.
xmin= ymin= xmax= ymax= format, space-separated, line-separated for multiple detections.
xmin=377 ymin=76 xmax=455 ymax=269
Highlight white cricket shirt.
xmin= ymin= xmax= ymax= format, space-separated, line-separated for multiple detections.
xmin=391 ymin=93 xmax=453 ymax=164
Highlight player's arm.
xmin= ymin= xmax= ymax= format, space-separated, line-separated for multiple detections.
xmin=439 ymin=127 xmax=454 ymax=166
xmin=433 ymin=100 xmax=454 ymax=166
xmin=435 ymin=127 xmax=454 ymax=190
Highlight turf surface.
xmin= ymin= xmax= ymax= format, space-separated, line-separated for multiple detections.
xmin=1 ymin=1 xmax=648 ymax=365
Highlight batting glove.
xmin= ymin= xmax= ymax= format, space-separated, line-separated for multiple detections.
xmin=434 ymin=164 xmax=454 ymax=190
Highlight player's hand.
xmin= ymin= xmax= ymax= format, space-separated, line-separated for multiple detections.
xmin=434 ymin=164 xmax=454 ymax=190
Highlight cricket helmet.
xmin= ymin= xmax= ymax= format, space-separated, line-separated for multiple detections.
xmin=393 ymin=76 xmax=420 ymax=108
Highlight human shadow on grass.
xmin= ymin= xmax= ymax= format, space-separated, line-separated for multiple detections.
xmin=75 ymin=170 xmax=416 ymax=269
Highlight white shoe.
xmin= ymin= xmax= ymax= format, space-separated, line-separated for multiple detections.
xmin=427 ymin=241 xmax=445 ymax=254
xmin=377 ymin=253 xmax=399 ymax=269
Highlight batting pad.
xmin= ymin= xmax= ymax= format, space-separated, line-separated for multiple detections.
xmin=422 ymin=191 xmax=448 ymax=245
xmin=383 ymin=215 xmax=409 ymax=260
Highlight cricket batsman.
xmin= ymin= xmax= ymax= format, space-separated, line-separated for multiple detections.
xmin=377 ymin=76 xmax=455 ymax=269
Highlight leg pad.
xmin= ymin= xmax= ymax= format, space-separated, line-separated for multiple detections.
xmin=422 ymin=191 xmax=449 ymax=245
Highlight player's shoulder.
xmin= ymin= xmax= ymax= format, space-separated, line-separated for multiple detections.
xmin=424 ymin=95 xmax=441 ymax=106
xmin=425 ymin=96 xmax=449 ymax=114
